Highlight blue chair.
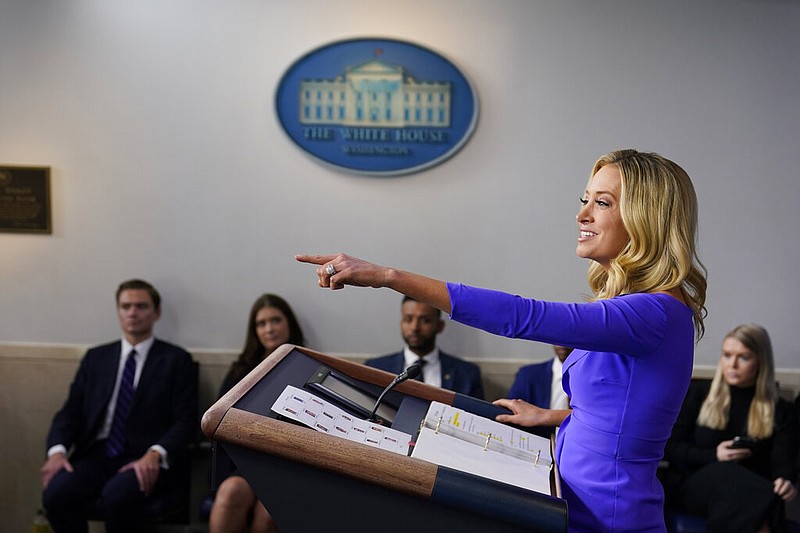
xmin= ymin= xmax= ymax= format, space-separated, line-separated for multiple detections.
xmin=666 ymin=509 xmax=800 ymax=533
xmin=665 ymin=508 xmax=707 ymax=533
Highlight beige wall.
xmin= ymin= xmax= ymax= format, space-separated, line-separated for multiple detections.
xmin=4 ymin=343 xmax=798 ymax=532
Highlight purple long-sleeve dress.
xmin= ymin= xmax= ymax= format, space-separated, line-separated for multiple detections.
xmin=448 ymin=283 xmax=695 ymax=533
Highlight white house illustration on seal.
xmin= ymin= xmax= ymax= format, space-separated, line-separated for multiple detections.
xmin=299 ymin=59 xmax=451 ymax=128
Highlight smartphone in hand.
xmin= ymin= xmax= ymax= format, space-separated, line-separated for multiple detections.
xmin=729 ymin=436 xmax=757 ymax=449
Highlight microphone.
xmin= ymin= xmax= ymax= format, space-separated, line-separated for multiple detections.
xmin=368 ymin=362 xmax=424 ymax=422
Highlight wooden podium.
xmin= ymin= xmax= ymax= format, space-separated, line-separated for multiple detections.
xmin=201 ymin=345 xmax=567 ymax=533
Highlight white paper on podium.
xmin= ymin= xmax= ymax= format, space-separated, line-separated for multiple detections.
xmin=271 ymin=385 xmax=412 ymax=455
xmin=410 ymin=401 xmax=552 ymax=494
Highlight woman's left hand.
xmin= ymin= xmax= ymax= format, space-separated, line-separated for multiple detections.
xmin=493 ymin=398 xmax=570 ymax=427
xmin=494 ymin=398 xmax=545 ymax=426
xmin=773 ymin=477 xmax=798 ymax=502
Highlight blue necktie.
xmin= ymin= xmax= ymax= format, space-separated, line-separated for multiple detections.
xmin=106 ymin=350 xmax=137 ymax=457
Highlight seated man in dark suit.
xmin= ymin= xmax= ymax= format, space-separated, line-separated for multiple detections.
xmin=507 ymin=344 xmax=573 ymax=409
xmin=366 ymin=296 xmax=484 ymax=399
xmin=40 ymin=279 xmax=198 ymax=533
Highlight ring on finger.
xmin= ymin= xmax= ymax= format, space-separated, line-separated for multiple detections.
xmin=325 ymin=264 xmax=337 ymax=276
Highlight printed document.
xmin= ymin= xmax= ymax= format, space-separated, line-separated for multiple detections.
xmin=410 ymin=401 xmax=553 ymax=494
xmin=271 ymin=385 xmax=411 ymax=455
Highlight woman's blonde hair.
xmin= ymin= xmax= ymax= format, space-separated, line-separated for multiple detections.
xmin=697 ymin=323 xmax=777 ymax=438
xmin=586 ymin=149 xmax=707 ymax=338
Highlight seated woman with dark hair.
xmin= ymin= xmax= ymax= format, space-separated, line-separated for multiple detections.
xmin=209 ymin=293 xmax=305 ymax=533
xmin=664 ymin=323 xmax=798 ymax=533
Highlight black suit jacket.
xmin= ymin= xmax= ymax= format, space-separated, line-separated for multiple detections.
xmin=46 ymin=339 xmax=198 ymax=462
xmin=365 ymin=351 xmax=484 ymax=399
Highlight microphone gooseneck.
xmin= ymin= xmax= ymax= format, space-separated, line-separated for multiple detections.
xmin=368 ymin=362 xmax=423 ymax=422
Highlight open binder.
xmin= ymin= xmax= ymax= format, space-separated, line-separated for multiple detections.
xmin=412 ymin=401 xmax=555 ymax=495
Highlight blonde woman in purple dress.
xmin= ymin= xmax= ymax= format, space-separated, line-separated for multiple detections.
xmin=297 ymin=149 xmax=707 ymax=532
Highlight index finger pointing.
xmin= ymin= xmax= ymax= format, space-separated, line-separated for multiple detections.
xmin=295 ymin=254 xmax=335 ymax=266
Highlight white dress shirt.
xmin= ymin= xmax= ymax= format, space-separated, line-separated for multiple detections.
xmin=549 ymin=356 xmax=570 ymax=410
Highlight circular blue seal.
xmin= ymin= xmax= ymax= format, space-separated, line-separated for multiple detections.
xmin=275 ymin=38 xmax=479 ymax=176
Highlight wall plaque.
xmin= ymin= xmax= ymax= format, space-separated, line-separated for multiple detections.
xmin=0 ymin=165 xmax=52 ymax=234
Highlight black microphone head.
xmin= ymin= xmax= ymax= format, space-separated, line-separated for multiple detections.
xmin=406 ymin=362 xmax=423 ymax=380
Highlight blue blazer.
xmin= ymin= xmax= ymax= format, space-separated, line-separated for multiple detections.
xmin=365 ymin=351 xmax=484 ymax=399
xmin=46 ymin=339 xmax=198 ymax=462
xmin=507 ymin=359 xmax=553 ymax=408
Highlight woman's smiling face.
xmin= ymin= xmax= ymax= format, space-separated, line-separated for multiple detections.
xmin=576 ymin=164 xmax=629 ymax=269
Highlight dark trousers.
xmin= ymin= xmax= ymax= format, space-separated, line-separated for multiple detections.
xmin=679 ymin=462 xmax=785 ymax=533
xmin=42 ymin=442 xmax=172 ymax=533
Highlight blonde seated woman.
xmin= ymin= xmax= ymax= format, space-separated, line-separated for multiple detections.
xmin=209 ymin=294 xmax=305 ymax=533
xmin=664 ymin=324 xmax=798 ymax=533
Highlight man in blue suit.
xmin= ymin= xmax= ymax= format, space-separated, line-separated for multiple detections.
xmin=366 ymin=296 xmax=484 ymax=399
xmin=40 ymin=279 xmax=198 ymax=533
xmin=507 ymin=344 xmax=573 ymax=409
